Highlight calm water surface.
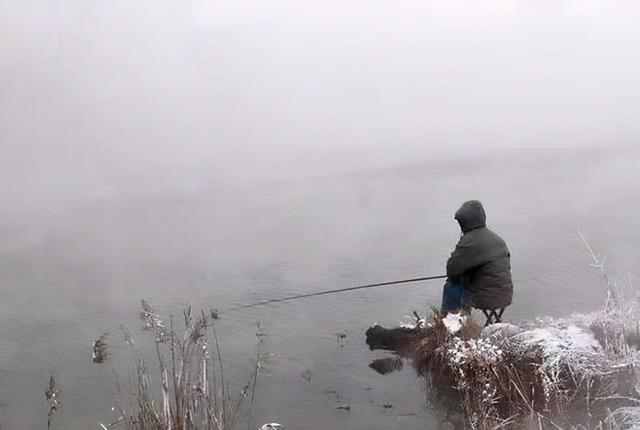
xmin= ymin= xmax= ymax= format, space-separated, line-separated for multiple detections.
xmin=1 ymin=148 xmax=639 ymax=429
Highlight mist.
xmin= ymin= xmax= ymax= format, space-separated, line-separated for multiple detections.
xmin=2 ymin=1 xmax=640 ymax=428
xmin=2 ymin=0 xmax=640 ymax=206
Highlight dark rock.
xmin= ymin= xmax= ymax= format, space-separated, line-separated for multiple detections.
xmin=369 ymin=357 xmax=404 ymax=375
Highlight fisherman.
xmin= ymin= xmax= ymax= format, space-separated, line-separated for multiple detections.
xmin=442 ymin=200 xmax=513 ymax=315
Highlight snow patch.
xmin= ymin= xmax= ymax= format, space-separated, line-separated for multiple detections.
xmin=443 ymin=313 xmax=465 ymax=333
xmin=512 ymin=324 xmax=602 ymax=357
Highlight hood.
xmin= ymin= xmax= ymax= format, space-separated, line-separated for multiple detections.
xmin=454 ymin=200 xmax=486 ymax=233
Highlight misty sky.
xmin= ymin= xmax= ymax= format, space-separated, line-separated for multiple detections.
xmin=1 ymin=0 xmax=639 ymax=200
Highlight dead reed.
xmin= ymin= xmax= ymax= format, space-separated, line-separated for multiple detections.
xmin=45 ymin=373 xmax=61 ymax=430
xmin=406 ymin=305 xmax=640 ymax=429
xmin=409 ymin=312 xmax=544 ymax=428
xmin=101 ymin=300 xmax=265 ymax=430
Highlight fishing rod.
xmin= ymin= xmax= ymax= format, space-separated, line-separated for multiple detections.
xmin=224 ymin=274 xmax=447 ymax=313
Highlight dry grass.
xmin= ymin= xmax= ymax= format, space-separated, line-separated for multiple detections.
xmin=409 ymin=312 xmax=545 ymax=428
xmin=45 ymin=373 xmax=61 ymax=430
xmin=402 ymin=305 xmax=640 ymax=429
xmin=101 ymin=301 xmax=265 ymax=430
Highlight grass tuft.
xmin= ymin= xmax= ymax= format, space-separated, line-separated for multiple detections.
xmin=101 ymin=301 xmax=265 ymax=430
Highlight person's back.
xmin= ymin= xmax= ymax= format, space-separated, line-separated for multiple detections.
xmin=443 ymin=200 xmax=513 ymax=312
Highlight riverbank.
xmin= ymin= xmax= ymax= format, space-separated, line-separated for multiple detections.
xmin=366 ymin=289 xmax=640 ymax=429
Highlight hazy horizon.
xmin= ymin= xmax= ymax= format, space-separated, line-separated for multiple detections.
xmin=3 ymin=0 xmax=640 ymax=199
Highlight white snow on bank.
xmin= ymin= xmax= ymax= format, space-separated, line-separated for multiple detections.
xmin=443 ymin=313 xmax=465 ymax=333
xmin=566 ymin=324 xmax=603 ymax=352
xmin=512 ymin=324 xmax=603 ymax=358
xmin=481 ymin=323 xmax=523 ymax=339
xmin=400 ymin=318 xmax=426 ymax=329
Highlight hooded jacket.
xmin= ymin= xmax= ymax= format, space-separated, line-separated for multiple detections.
xmin=446 ymin=200 xmax=513 ymax=309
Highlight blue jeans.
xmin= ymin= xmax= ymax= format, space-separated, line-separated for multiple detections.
xmin=441 ymin=278 xmax=471 ymax=312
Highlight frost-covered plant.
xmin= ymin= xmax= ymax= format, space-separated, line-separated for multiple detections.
xmin=45 ymin=374 xmax=61 ymax=429
xmin=410 ymin=306 xmax=640 ymax=429
xmin=605 ymin=406 xmax=640 ymax=430
xmin=411 ymin=312 xmax=546 ymax=428
xmin=101 ymin=301 xmax=266 ymax=430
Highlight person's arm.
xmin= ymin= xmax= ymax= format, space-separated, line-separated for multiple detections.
xmin=446 ymin=238 xmax=486 ymax=282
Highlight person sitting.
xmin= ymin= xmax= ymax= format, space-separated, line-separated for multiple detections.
xmin=441 ymin=200 xmax=513 ymax=318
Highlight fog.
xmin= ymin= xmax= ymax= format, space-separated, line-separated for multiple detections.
xmin=2 ymin=0 xmax=640 ymax=205
xmin=2 ymin=1 xmax=640 ymax=428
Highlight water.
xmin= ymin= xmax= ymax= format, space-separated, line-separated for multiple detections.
xmin=1 ymin=146 xmax=639 ymax=429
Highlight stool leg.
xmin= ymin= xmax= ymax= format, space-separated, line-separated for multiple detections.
xmin=482 ymin=309 xmax=492 ymax=327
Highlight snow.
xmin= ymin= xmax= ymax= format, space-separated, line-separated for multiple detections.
xmin=442 ymin=313 xmax=465 ymax=333
xmin=566 ymin=324 xmax=603 ymax=352
xmin=259 ymin=424 xmax=282 ymax=430
xmin=481 ymin=323 xmax=523 ymax=340
xmin=447 ymin=337 xmax=503 ymax=366
xmin=512 ymin=324 xmax=603 ymax=357
xmin=400 ymin=318 xmax=426 ymax=329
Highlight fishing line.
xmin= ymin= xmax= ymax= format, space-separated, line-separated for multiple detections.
xmin=221 ymin=274 xmax=447 ymax=315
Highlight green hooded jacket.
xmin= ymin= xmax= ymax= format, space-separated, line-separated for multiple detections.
xmin=446 ymin=200 xmax=513 ymax=309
